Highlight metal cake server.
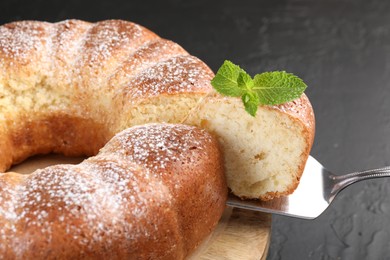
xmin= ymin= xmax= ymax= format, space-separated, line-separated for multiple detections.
xmin=227 ymin=156 xmax=390 ymax=219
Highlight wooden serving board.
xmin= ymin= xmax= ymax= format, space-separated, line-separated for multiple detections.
xmin=9 ymin=154 xmax=272 ymax=260
xmin=190 ymin=207 xmax=271 ymax=260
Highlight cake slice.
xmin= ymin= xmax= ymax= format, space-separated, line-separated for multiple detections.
xmin=185 ymin=92 xmax=315 ymax=200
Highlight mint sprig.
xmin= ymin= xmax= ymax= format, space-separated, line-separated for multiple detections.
xmin=211 ymin=60 xmax=307 ymax=116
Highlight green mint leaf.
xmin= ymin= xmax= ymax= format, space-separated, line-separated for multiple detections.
xmin=241 ymin=92 xmax=259 ymax=117
xmin=237 ymin=71 xmax=254 ymax=91
xmin=211 ymin=60 xmax=244 ymax=97
xmin=211 ymin=60 xmax=308 ymax=117
xmin=253 ymin=71 xmax=307 ymax=105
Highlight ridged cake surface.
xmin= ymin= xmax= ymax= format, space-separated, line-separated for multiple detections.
xmin=0 ymin=124 xmax=226 ymax=259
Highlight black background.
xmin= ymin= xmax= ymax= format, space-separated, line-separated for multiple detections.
xmin=2 ymin=0 xmax=390 ymax=259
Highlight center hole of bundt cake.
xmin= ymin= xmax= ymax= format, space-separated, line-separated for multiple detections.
xmin=8 ymin=154 xmax=86 ymax=175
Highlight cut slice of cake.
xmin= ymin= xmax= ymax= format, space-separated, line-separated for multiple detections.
xmin=186 ymin=92 xmax=315 ymax=200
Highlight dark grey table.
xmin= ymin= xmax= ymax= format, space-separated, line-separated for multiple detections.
xmin=2 ymin=0 xmax=390 ymax=259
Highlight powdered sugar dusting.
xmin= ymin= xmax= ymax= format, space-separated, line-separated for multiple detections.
xmin=85 ymin=22 xmax=131 ymax=63
xmin=72 ymin=20 xmax=161 ymax=110
xmin=274 ymin=94 xmax=314 ymax=129
xmin=124 ymin=39 xmax=187 ymax=75
xmin=119 ymin=55 xmax=213 ymax=104
xmin=0 ymin=21 xmax=49 ymax=61
xmin=48 ymin=20 xmax=91 ymax=84
xmin=109 ymin=39 xmax=188 ymax=87
xmin=0 ymin=152 xmax=175 ymax=257
xmin=101 ymin=123 xmax=213 ymax=172
xmin=0 ymin=175 xmax=20 ymax=254
xmin=82 ymin=20 xmax=157 ymax=69
xmin=0 ymin=124 xmax=214 ymax=257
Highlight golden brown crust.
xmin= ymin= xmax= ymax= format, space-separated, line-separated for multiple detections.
xmin=0 ymin=124 xmax=226 ymax=259
xmin=100 ymin=124 xmax=227 ymax=256
xmin=0 ymin=114 xmax=113 ymax=172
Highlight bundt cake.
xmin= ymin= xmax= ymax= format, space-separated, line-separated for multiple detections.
xmin=0 ymin=18 xmax=314 ymax=258
xmin=0 ymin=19 xmax=314 ymax=202
xmin=0 ymin=123 xmax=227 ymax=259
